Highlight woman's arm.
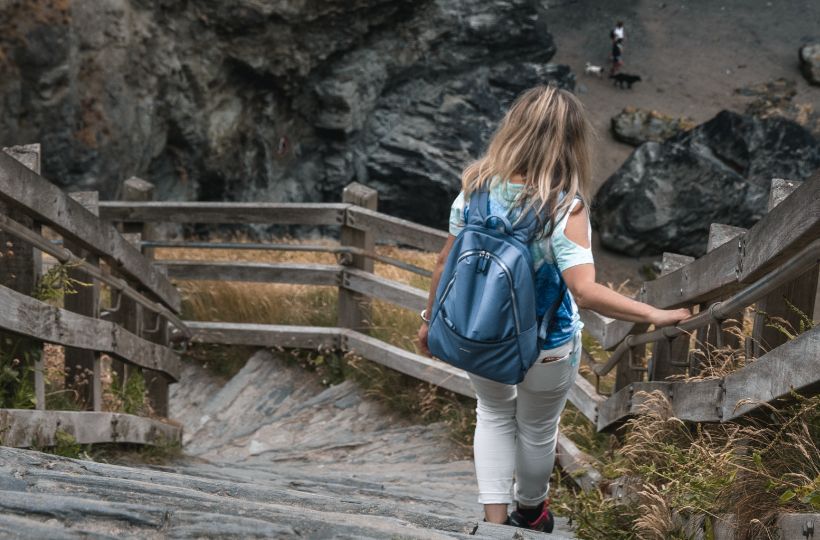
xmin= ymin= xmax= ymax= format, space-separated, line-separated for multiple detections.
xmin=417 ymin=235 xmax=456 ymax=356
xmin=561 ymin=206 xmax=690 ymax=327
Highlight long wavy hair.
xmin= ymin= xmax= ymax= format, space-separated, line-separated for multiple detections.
xmin=461 ymin=85 xmax=593 ymax=235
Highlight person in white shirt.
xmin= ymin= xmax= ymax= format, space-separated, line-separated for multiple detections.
xmin=611 ymin=21 xmax=625 ymax=42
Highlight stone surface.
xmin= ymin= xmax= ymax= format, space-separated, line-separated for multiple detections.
xmin=610 ymin=107 xmax=694 ymax=146
xmin=799 ymin=43 xmax=820 ymax=86
xmin=0 ymin=351 xmax=576 ymax=538
xmin=593 ymin=110 xmax=820 ymax=256
xmin=0 ymin=0 xmax=570 ymax=230
xmin=736 ymin=78 xmax=820 ymax=138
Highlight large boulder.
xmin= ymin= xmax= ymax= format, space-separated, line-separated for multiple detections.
xmin=799 ymin=43 xmax=820 ymax=86
xmin=593 ymin=110 xmax=820 ymax=257
xmin=611 ymin=107 xmax=694 ymax=146
xmin=0 ymin=0 xmax=564 ymax=230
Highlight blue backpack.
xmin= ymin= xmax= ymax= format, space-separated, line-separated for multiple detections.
xmin=428 ymin=190 xmax=566 ymax=384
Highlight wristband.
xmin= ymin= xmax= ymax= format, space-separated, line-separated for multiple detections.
xmin=420 ymin=309 xmax=431 ymax=323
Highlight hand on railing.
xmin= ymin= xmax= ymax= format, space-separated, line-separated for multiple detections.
xmin=648 ymin=307 xmax=692 ymax=328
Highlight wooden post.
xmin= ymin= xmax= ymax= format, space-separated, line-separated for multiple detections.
xmin=338 ymin=183 xmax=378 ymax=333
xmin=119 ymin=177 xmax=170 ymax=417
xmin=0 ymin=145 xmax=45 ymax=409
xmin=613 ymin=323 xmax=649 ymax=392
xmin=698 ymin=224 xmax=747 ymax=356
xmin=64 ymin=192 xmax=102 ymax=410
xmin=752 ymin=179 xmax=819 ymax=355
xmin=649 ymin=252 xmax=695 ymax=381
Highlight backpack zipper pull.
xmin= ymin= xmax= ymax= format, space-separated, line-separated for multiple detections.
xmin=476 ymin=251 xmax=490 ymax=274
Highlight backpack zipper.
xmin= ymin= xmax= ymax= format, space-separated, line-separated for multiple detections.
xmin=438 ymin=249 xmax=521 ymax=336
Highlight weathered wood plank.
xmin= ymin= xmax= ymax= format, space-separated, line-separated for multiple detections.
xmin=186 ymin=321 xmax=342 ymax=350
xmin=554 ymin=433 xmax=602 ymax=492
xmin=343 ymin=329 xmax=474 ymax=397
xmin=723 ymin=326 xmax=820 ymax=420
xmin=597 ymin=327 xmax=820 ymax=430
xmin=346 ymin=206 xmax=448 ymax=253
xmin=752 ymin=178 xmax=819 ymax=354
xmin=342 ymin=269 xmax=427 ymax=312
xmin=159 ymin=261 xmax=342 ymax=286
xmin=0 ymin=284 xmax=180 ymax=380
xmin=65 ymin=191 xmax=101 ymax=410
xmin=661 ymin=252 xmax=695 ymax=275
xmin=776 ymin=513 xmax=820 ymax=540
xmin=338 ymin=184 xmax=378 ymax=333
xmin=579 ymin=310 xmax=635 ymax=350
xmin=0 ymin=409 xmax=181 ymax=447
xmin=0 ymin=152 xmax=181 ymax=311
xmin=597 ymin=382 xmax=668 ymax=431
xmin=649 ymin=252 xmax=696 ymax=381
xmin=741 ymin=171 xmax=820 ymax=282
xmin=706 ymin=223 xmax=747 ymax=253
xmin=642 ymin=172 xmax=820 ymax=308
xmin=98 ymin=202 xmax=348 ymax=226
xmin=1 ymin=145 xmax=45 ymax=410
xmin=566 ymin=374 xmax=605 ymax=425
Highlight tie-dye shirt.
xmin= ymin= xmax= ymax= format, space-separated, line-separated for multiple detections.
xmin=448 ymin=179 xmax=594 ymax=349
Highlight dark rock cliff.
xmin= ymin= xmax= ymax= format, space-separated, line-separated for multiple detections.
xmin=594 ymin=110 xmax=820 ymax=257
xmin=0 ymin=0 xmax=571 ymax=230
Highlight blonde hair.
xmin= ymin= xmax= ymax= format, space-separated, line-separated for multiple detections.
xmin=461 ymin=85 xmax=592 ymax=235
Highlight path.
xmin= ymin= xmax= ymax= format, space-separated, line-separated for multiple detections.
xmin=0 ymin=350 xmax=576 ymax=538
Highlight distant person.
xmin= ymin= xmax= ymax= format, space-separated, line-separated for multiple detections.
xmin=610 ymin=38 xmax=624 ymax=75
xmin=611 ymin=20 xmax=625 ymax=42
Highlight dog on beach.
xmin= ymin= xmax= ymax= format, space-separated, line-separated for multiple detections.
xmin=584 ymin=62 xmax=604 ymax=77
xmin=609 ymin=73 xmax=642 ymax=89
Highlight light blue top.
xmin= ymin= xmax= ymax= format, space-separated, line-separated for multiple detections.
xmin=448 ymin=179 xmax=594 ymax=349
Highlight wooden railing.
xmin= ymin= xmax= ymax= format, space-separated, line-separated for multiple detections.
xmin=97 ymin=173 xmax=819 ymax=495
xmin=0 ymin=146 xmax=183 ymax=447
xmin=2 ymin=141 xmax=817 ymax=508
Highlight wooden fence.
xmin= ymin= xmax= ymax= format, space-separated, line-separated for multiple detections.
xmin=100 ymin=172 xmax=819 ymax=492
xmin=1 ymin=145 xmax=818 ymax=534
xmin=0 ymin=147 xmax=183 ymax=447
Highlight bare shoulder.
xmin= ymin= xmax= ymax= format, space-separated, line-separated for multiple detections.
xmin=563 ymin=200 xmax=591 ymax=248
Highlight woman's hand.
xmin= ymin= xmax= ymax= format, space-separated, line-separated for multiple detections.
xmin=648 ymin=307 xmax=691 ymax=328
xmin=417 ymin=323 xmax=431 ymax=357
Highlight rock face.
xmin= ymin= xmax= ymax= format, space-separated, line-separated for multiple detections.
xmin=610 ymin=107 xmax=694 ymax=146
xmin=0 ymin=0 xmax=571 ymax=230
xmin=593 ymin=110 xmax=820 ymax=257
xmin=799 ymin=43 xmax=820 ymax=86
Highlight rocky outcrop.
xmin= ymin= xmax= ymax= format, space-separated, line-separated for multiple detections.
xmin=799 ymin=43 xmax=820 ymax=86
xmin=0 ymin=0 xmax=569 ymax=230
xmin=610 ymin=107 xmax=694 ymax=146
xmin=593 ymin=110 xmax=820 ymax=257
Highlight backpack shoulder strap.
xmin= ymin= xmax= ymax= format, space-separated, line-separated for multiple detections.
xmin=466 ymin=190 xmax=491 ymax=226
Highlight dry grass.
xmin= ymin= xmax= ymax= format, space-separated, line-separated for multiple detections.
xmin=560 ymin=307 xmax=819 ymax=540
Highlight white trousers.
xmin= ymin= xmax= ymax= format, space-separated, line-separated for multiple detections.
xmin=467 ymin=331 xmax=581 ymax=505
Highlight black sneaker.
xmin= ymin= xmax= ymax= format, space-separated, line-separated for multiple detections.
xmin=508 ymin=500 xmax=555 ymax=533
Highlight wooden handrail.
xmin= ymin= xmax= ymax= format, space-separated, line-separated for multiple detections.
xmin=596 ymin=325 xmax=820 ymax=430
xmin=641 ymin=171 xmax=819 ymax=308
xmin=0 ymin=152 xmax=181 ymax=311
xmin=592 ymin=237 xmax=820 ymax=377
xmin=0 ymin=213 xmax=189 ymax=337
xmin=98 ymin=201 xmax=348 ymax=226
xmin=0 ymin=284 xmax=181 ymax=380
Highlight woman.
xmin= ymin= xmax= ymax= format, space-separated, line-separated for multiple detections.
xmin=417 ymin=86 xmax=690 ymax=532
